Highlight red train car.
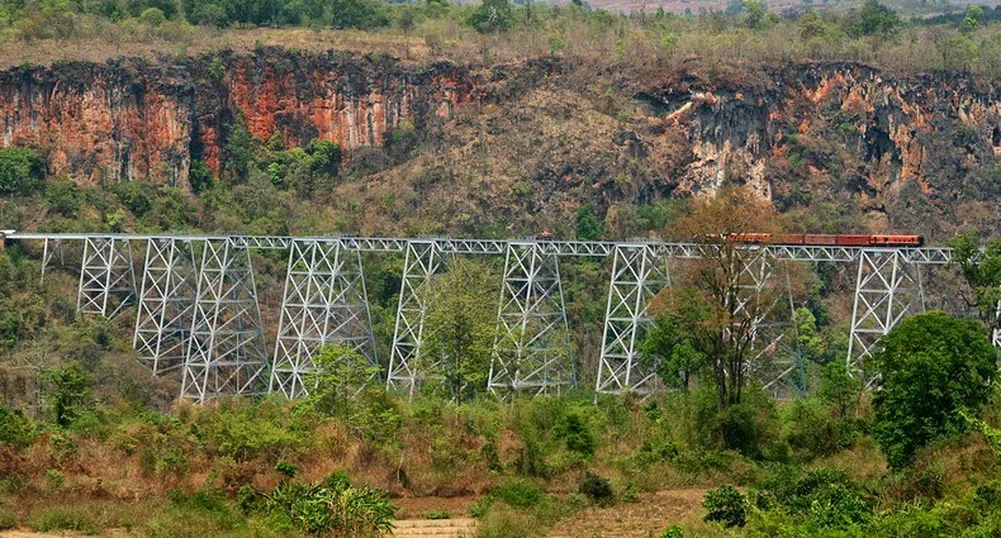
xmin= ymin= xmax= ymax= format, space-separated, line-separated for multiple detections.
xmin=723 ymin=233 xmax=923 ymax=247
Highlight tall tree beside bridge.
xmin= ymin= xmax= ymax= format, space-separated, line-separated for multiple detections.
xmin=654 ymin=187 xmax=797 ymax=410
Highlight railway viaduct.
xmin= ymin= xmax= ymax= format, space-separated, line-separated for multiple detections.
xmin=0 ymin=231 xmax=964 ymax=402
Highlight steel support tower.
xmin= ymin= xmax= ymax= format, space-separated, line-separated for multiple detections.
xmin=269 ymin=239 xmax=377 ymax=399
xmin=738 ymin=252 xmax=805 ymax=399
xmin=387 ymin=240 xmax=450 ymax=396
xmin=133 ymin=238 xmax=198 ymax=375
xmin=488 ymin=242 xmax=573 ymax=396
xmin=595 ymin=244 xmax=670 ymax=395
xmin=76 ymin=236 xmax=137 ymax=318
xmin=181 ymin=238 xmax=269 ymax=403
xmin=847 ymin=250 xmax=925 ymax=383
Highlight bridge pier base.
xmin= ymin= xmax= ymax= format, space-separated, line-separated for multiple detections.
xmin=595 ymin=244 xmax=669 ymax=396
xmin=269 ymin=240 xmax=377 ymax=399
xmin=847 ymin=250 xmax=925 ymax=385
xmin=387 ymin=240 xmax=450 ymax=397
xmin=488 ymin=242 xmax=573 ymax=397
xmin=134 ymin=238 xmax=197 ymax=375
xmin=181 ymin=238 xmax=269 ymax=403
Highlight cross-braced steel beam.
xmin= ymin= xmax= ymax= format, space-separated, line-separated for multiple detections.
xmin=740 ymin=257 xmax=806 ymax=400
xmin=269 ymin=240 xmax=377 ymax=399
xmin=847 ymin=250 xmax=925 ymax=383
xmin=181 ymin=238 xmax=269 ymax=403
xmin=386 ymin=240 xmax=450 ymax=396
xmin=133 ymin=238 xmax=197 ymax=375
xmin=40 ymin=238 xmax=66 ymax=285
xmin=596 ymin=244 xmax=669 ymax=395
xmin=77 ymin=237 xmax=137 ymax=318
xmin=488 ymin=242 xmax=573 ymax=397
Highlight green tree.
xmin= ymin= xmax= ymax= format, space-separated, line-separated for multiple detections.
xmin=948 ymin=232 xmax=1001 ymax=331
xmin=222 ymin=108 xmax=254 ymax=184
xmin=330 ymin=0 xmax=390 ymax=29
xmin=640 ymin=309 xmax=707 ymax=391
xmin=960 ymin=5 xmax=983 ymax=34
xmin=468 ymin=0 xmax=513 ymax=33
xmin=872 ymin=311 xmax=997 ymax=468
xmin=307 ymin=139 xmax=342 ymax=176
xmin=938 ymin=34 xmax=979 ymax=71
xmin=846 ymin=0 xmax=900 ymax=38
xmin=303 ymin=344 xmax=379 ymax=418
xmin=139 ymin=6 xmax=166 ymax=25
xmin=188 ymin=159 xmax=215 ymax=194
xmin=42 ymin=362 xmax=93 ymax=427
xmin=419 ymin=259 xmax=498 ymax=401
xmin=743 ymin=0 xmax=764 ymax=29
xmin=0 ymin=146 xmax=44 ymax=194
xmin=797 ymin=11 xmax=826 ymax=40
xmin=575 ymin=204 xmax=606 ymax=241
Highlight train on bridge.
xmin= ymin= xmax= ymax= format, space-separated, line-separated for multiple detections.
xmin=726 ymin=233 xmax=924 ymax=247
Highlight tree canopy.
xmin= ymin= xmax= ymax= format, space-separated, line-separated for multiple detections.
xmin=872 ymin=311 xmax=997 ymax=468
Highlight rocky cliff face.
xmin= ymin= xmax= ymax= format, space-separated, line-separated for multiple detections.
xmin=2 ymin=52 xmax=1000 ymax=237
xmin=0 ymin=49 xmax=482 ymax=189
xmin=635 ymin=62 xmax=1001 ymax=235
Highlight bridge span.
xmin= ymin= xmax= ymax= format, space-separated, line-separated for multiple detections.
xmin=0 ymin=231 xmax=962 ymax=402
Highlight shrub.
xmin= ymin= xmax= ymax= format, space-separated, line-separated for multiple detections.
xmin=703 ymin=485 xmax=747 ymax=528
xmin=42 ymin=362 xmax=92 ymax=428
xmin=659 ymin=525 xmax=685 ymax=538
xmin=0 ymin=406 xmax=35 ymax=448
xmin=0 ymin=506 xmax=15 ymax=530
xmin=139 ymin=7 xmax=166 ymax=26
xmin=478 ymin=505 xmax=537 ymax=538
xmin=44 ymin=179 xmax=81 ymax=218
xmin=557 ymin=411 xmax=596 ymax=456
xmin=193 ymin=402 xmax=305 ymax=462
xmin=872 ymin=311 xmax=997 ymax=469
xmin=188 ymin=159 xmax=214 ymax=193
xmin=0 ymin=146 xmax=44 ymax=194
xmin=491 ymin=478 xmax=544 ymax=509
xmin=579 ymin=472 xmax=614 ymax=505
xmin=264 ymin=471 xmax=395 ymax=536
xmin=782 ymin=398 xmax=857 ymax=460
xmin=109 ymin=180 xmax=154 ymax=217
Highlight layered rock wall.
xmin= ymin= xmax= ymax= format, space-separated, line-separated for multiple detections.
xmin=0 ymin=49 xmax=481 ymax=189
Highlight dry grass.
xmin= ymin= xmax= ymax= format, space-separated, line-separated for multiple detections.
xmin=0 ymin=27 xmax=430 ymax=69
xmin=2 ymin=11 xmax=1001 ymax=78
xmin=545 ymin=488 xmax=710 ymax=538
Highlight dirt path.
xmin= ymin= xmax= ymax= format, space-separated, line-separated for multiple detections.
xmin=546 ymin=488 xmax=709 ymax=538
xmin=393 ymin=518 xmax=478 ymax=538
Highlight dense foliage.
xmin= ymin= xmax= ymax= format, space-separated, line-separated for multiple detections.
xmin=871 ymin=311 xmax=997 ymax=469
xmin=0 ymin=147 xmax=43 ymax=194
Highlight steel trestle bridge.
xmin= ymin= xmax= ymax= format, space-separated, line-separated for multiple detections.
xmin=0 ymin=231 xmax=963 ymax=402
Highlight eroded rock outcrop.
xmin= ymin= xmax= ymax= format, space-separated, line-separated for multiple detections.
xmin=0 ymin=49 xmax=483 ymax=189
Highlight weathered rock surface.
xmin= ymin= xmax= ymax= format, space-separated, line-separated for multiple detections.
xmin=0 ymin=48 xmax=483 ymax=189
xmin=3 ymin=52 xmax=1001 ymax=237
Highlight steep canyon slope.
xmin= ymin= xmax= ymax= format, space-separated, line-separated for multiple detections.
xmin=2 ymin=49 xmax=1001 ymax=239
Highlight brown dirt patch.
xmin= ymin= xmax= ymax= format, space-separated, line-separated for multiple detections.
xmin=394 ymin=496 xmax=482 ymax=519
xmin=546 ymin=488 xmax=709 ymax=538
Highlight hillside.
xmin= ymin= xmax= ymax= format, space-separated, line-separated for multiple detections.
xmin=3 ymin=50 xmax=1001 ymax=240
